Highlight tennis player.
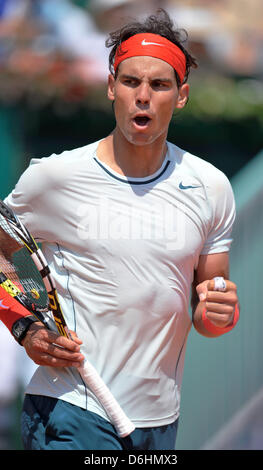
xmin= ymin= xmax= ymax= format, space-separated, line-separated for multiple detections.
xmin=1 ymin=10 xmax=239 ymax=450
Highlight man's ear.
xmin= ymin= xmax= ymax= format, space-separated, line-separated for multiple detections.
xmin=107 ymin=74 xmax=115 ymax=102
xmin=175 ymin=83 xmax=190 ymax=109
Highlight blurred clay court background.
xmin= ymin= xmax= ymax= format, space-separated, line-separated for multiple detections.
xmin=0 ymin=0 xmax=262 ymax=450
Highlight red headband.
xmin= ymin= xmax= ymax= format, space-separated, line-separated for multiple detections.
xmin=114 ymin=33 xmax=186 ymax=84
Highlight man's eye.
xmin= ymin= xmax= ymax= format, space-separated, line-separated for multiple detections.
xmin=153 ymin=82 xmax=167 ymax=88
xmin=123 ymin=79 xmax=137 ymax=86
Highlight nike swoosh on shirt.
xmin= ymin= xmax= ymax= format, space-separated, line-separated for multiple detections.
xmin=179 ymin=182 xmax=202 ymax=190
xmin=141 ymin=39 xmax=165 ymax=47
xmin=0 ymin=299 xmax=9 ymax=309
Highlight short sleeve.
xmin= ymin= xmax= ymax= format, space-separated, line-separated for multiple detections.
xmin=201 ymin=171 xmax=236 ymax=255
xmin=4 ymin=155 xmax=60 ymax=242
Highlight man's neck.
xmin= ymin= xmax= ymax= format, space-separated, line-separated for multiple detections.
xmin=96 ymin=130 xmax=168 ymax=178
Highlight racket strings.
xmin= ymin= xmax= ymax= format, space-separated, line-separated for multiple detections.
xmin=0 ymin=208 xmax=67 ymax=330
xmin=0 ymin=219 xmax=49 ymax=310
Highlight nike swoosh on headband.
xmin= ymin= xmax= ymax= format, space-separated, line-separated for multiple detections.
xmin=141 ymin=39 xmax=165 ymax=47
xmin=114 ymin=33 xmax=187 ymax=84
xmin=0 ymin=299 xmax=9 ymax=309
xmin=179 ymin=182 xmax=202 ymax=190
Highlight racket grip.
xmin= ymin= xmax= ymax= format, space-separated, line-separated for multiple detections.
xmin=78 ymin=361 xmax=135 ymax=438
xmin=36 ymin=316 xmax=135 ymax=436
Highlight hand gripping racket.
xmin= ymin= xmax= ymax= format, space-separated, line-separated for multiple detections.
xmin=0 ymin=199 xmax=135 ymax=437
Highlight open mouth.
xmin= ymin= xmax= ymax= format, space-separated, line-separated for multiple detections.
xmin=133 ymin=116 xmax=151 ymax=127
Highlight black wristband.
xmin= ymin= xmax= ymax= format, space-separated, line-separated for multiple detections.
xmin=11 ymin=315 xmax=38 ymax=345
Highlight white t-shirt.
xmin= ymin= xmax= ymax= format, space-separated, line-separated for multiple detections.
xmin=5 ymin=140 xmax=236 ymax=427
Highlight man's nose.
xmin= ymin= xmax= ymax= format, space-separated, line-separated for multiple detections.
xmin=136 ymin=83 xmax=151 ymax=105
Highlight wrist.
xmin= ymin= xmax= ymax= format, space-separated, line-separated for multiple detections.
xmin=11 ymin=315 xmax=39 ymax=345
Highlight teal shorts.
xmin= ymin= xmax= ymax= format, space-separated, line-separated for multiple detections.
xmin=21 ymin=394 xmax=178 ymax=450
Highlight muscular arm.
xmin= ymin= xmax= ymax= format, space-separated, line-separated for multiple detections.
xmin=0 ymin=225 xmax=21 ymax=260
xmin=191 ymin=253 xmax=238 ymax=337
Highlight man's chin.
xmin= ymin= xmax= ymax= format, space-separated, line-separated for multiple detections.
xmin=125 ymin=133 xmax=159 ymax=147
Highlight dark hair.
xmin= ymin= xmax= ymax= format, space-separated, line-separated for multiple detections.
xmin=105 ymin=9 xmax=198 ymax=87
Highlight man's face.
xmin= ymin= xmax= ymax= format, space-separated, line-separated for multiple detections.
xmin=108 ymin=56 xmax=189 ymax=147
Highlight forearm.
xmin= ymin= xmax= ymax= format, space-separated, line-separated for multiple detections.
xmin=0 ymin=226 xmax=20 ymax=259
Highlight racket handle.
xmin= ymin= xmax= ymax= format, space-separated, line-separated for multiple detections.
xmin=38 ymin=317 xmax=135 ymax=437
xmin=78 ymin=361 xmax=135 ymax=438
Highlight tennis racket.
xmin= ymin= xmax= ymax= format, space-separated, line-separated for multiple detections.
xmin=0 ymin=199 xmax=135 ymax=437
